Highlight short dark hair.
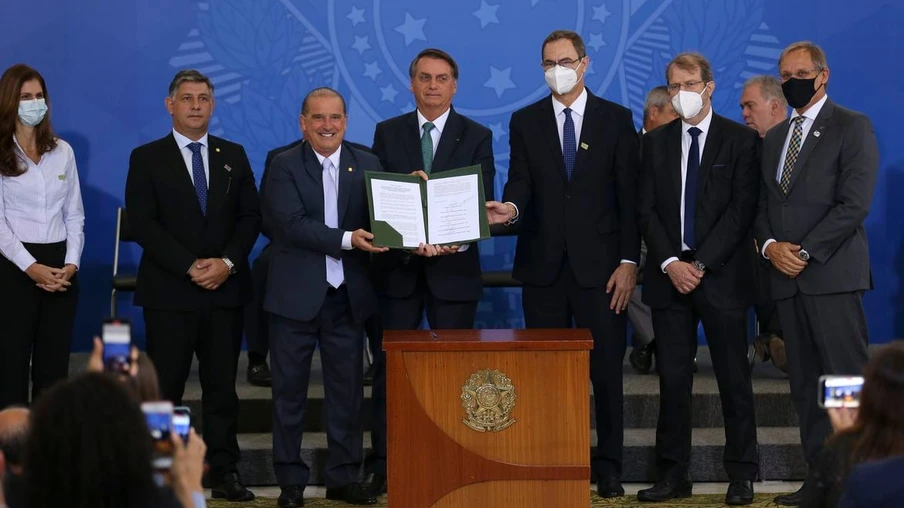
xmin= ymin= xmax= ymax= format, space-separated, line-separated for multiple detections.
xmin=541 ymin=30 xmax=586 ymax=61
xmin=666 ymin=52 xmax=714 ymax=84
xmin=408 ymin=48 xmax=459 ymax=80
xmin=300 ymin=87 xmax=347 ymax=116
xmin=168 ymin=69 xmax=215 ymax=98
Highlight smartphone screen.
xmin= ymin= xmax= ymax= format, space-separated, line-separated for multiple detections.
xmin=820 ymin=376 xmax=864 ymax=409
xmin=173 ymin=406 xmax=191 ymax=444
xmin=102 ymin=320 xmax=131 ymax=374
xmin=142 ymin=401 xmax=174 ymax=470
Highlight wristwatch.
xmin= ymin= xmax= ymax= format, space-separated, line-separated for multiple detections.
xmin=222 ymin=256 xmax=237 ymax=275
xmin=692 ymin=259 xmax=706 ymax=273
xmin=798 ymin=249 xmax=810 ymax=261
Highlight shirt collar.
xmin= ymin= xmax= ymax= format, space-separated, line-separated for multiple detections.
xmin=681 ymin=106 xmax=714 ymax=136
xmin=417 ymin=107 xmax=451 ymax=135
xmin=312 ymin=144 xmax=342 ymax=170
xmin=552 ymin=87 xmax=588 ymax=117
xmin=172 ymin=128 xmax=209 ymax=150
xmin=791 ymin=93 xmax=828 ymax=123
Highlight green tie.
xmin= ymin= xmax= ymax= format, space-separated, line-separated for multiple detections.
xmin=421 ymin=122 xmax=435 ymax=173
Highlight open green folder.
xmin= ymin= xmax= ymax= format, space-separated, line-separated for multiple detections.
xmin=364 ymin=164 xmax=490 ymax=249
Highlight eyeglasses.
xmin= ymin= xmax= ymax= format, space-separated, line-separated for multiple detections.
xmin=779 ymin=68 xmax=822 ymax=81
xmin=541 ymin=57 xmax=584 ymax=70
xmin=666 ymin=80 xmax=707 ymax=93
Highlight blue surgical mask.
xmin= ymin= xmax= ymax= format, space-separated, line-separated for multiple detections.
xmin=18 ymin=98 xmax=48 ymax=127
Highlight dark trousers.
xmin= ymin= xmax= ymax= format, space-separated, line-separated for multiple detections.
xmin=776 ymin=291 xmax=868 ymax=465
xmin=271 ymin=286 xmax=364 ymax=489
xmin=753 ymin=255 xmax=783 ymax=337
xmin=0 ymin=242 xmax=78 ymax=409
xmin=144 ymin=306 xmax=243 ymax=477
xmin=243 ymin=245 xmax=270 ymax=361
xmin=522 ymin=258 xmax=626 ymax=479
xmin=366 ymin=275 xmax=478 ymax=476
xmin=652 ymin=288 xmax=759 ymax=481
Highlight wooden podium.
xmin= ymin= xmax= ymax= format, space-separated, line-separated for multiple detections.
xmin=384 ymin=329 xmax=593 ymax=507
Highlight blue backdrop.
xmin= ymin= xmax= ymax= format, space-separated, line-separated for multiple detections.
xmin=3 ymin=0 xmax=901 ymax=350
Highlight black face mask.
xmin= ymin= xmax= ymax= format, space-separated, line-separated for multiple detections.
xmin=782 ymin=77 xmax=823 ymax=109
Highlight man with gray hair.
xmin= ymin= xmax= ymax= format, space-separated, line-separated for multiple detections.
xmin=125 ymin=69 xmax=261 ymax=501
xmin=740 ymin=75 xmax=788 ymax=138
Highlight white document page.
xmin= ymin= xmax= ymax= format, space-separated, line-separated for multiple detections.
xmin=426 ymin=174 xmax=480 ymax=245
xmin=370 ymin=178 xmax=427 ymax=248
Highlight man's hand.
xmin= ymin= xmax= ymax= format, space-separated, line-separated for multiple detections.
xmin=665 ymin=261 xmax=704 ymax=294
xmin=410 ymin=243 xmax=460 ymax=257
xmin=26 ymin=263 xmax=71 ymax=292
xmin=170 ymin=428 xmax=207 ymax=508
xmin=606 ymin=263 xmax=637 ymax=314
xmin=410 ymin=170 xmax=428 ymax=182
xmin=190 ymin=258 xmax=229 ymax=290
xmin=352 ymin=229 xmax=389 ymax=253
xmin=485 ymin=201 xmax=515 ymax=225
xmin=827 ymin=407 xmax=858 ymax=433
xmin=88 ymin=336 xmax=140 ymax=377
xmin=764 ymin=242 xmax=807 ymax=277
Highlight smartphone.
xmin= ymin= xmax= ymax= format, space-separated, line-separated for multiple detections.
xmin=102 ymin=319 xmax=131 ymax=374
xmin=818 ymin=375 xmax=864 ymax=409
xmin=173 ymin=406 xmax=192 ymax=444
xmin=142 ymin=401 xmax=175 ymax=470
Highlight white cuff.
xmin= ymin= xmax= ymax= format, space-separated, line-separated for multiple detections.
xmin=458 ymin=243 xmax=470 ymax=252
xmin=761 ymin=238 xmax=776 ymax=259
xmin=341 ymin=231 xmax=353 ymax=250
xmin=12 ymin=249 xmax=38 ymax=272
xmin=660 ymin=257 xmax=679 ymax=273
xmin=620 ymin=259 xmax=636 ymax=265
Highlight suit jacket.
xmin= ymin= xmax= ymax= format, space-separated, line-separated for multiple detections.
xmin=639 ymin=113 xmax=760 ymax=309
xmin=753 ymin=99 xmax=878 ymax=299
xmin=371 ymin=107 xmax=495 ymax=302
xmin=262 ymin=141 xmax=378 ymax=323
xmin=124 ymin=133 xmax=261 ymax=311
xmin=837 ymin=456 xmax=904 ymax=508
xmin=502 ymin=90 xmax=640 ymax=287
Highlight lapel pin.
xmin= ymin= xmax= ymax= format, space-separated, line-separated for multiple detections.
xmin=348 ymin=167 xmax=354 ymax=172
xmin=215 ymin=147 xmax=221 ymax=153
xmin=580 ymin=142 xmax=589 ymax=150
xmin=224 ymin=164 xmax=232 ymax=172
xmin=813 ymin=131 xmax=821 ymax=138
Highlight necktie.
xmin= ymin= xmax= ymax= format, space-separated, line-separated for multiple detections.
xmin=421 ymin=122 xmax=435 ymax=174
xmin=780 ymin=117 xmax=806 ymax=194
xmin=188 ymin=142 xmax=207 ymax=215
xmin=563 ymin=108 xmax=576 ymax=181
xmin=683 ymin=127 xmax=702 ymax=250
xmin=322 ymin=158 xmax=344 ymax=288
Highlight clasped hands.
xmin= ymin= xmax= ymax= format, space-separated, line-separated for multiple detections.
xmin=26 ymin=262 xmax=77 ymax=293
xmin=189 ymin=258 xmax=230 ymax=290
xmin=765 ymin=241 xmax=807 ymax=278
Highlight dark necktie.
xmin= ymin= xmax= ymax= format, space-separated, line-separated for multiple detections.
xmin=780 ymin=116 xmax=806 ymax=194
xmin=421 ymin=122 xmax=435 ymax=174
xmin=188 ymin=142 xmax=207 ymax=215
xmin=563 ymin=108 xmax=576 ymax=181
xmin=683 ymin=127 xmax=702 ymax=249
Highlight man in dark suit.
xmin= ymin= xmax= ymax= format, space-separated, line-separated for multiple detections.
xmin=262 ymin=87 xmax=384 ymax=507
xmin=629 ymin=85 xmax=679 ymax=374
xmin=362 ymin=47 xmax=495 ymax=495
xmin=754 ymin=41 xmax=879 ymax=507
xmin=125 ymin=69 xmax=260 ymax=501
xmin=486 ymin=30 xmax=639 ymax=498
xmin=636 ymin=53 xmax=760 ymax=505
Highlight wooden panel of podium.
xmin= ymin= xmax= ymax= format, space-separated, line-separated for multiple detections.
xmin=384 ymin=329 xmax=593 ymax=507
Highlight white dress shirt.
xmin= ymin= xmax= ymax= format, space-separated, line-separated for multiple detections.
xmin=312 ymin=146 xmax=353 ymax=252
xmin=761 ymin=94 xmax=829 ymax=257
xmin=416 ymin=107 xmax=451 ymax=159
xmin=0 ymin=136 xmax=85 ymax=271
xmin=172 ymin=128 xmax=210 ymax=187
xmin=661 ymin=107 xmax=714 ymax=272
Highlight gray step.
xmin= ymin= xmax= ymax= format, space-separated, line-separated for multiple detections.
xmin=234 ymin=427 xmax=807 ymax=486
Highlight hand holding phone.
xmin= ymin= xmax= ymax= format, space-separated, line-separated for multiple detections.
xmin=102 ymin=319 xmax=132 ymax=374
xmin=172 ymin=406 xmax=192 ymax=445
xmin=142 ymin=401 xmax=175 ymax=470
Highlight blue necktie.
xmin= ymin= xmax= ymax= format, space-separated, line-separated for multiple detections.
xmin=683 ymin=127 xmax=702 ymax=249
xmin=188 ymin=142 xmax=207 ymax=215
xmin=563 ymin=108 xmax=576 ymax=181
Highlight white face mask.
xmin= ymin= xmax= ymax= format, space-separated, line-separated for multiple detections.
xmin=544 ymin=60 xmax=584 ymax=95
xmin=670 ymin=84 xmax=709 ymax=120
xmin=18 ymin=99 xmax=48 ymax=127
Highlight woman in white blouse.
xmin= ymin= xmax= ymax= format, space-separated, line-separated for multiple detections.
xmin=0 ymin=64 xmax=84 ymax=409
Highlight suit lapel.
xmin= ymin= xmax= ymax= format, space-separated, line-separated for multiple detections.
xmin=432 ymin=108 xmax=463 ymax=173
xmin=786 ymin=99 xmax=834 ymax=193
xmin=163 ymin=133 xmax=204 ymax=216
xmin=697 ymin=114 xmax=724 ymax=198
xmin=206 ymin=136 xmax=228 ymax=215
xmin=402 ymin=112 xmax=425 ymax=173
xmin=572 ymin=94 xmax=611 ymax=181
xmin=667 ymin=121 xmax=682 ymax=200
xmin=539 ymin=96 xmax=567 ymax=183
xmin=337 ymin=143 xmax=355 ymax=224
